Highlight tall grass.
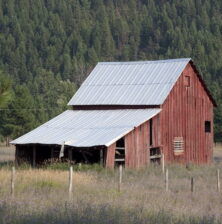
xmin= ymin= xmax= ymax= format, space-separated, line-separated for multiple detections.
xmin=0 ymin=145 xmax=221 ymax=223
xmin=0 ymin=163 xmax=221 ymax=223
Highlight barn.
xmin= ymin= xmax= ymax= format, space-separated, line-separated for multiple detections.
xmin=11 ymin=58 xmax=216 ymax=168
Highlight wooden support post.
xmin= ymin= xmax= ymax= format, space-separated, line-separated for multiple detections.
xmin=51 ymin=147 xmax=54 ymax=160
xmin=118 ymin=165 xmax=123 ymax=192
xmin=217 ymin=169 xmax=220 ymax=192
xmin=165 ymin=168 xmax=168 ymax=192
xmin=32 ymin=145 xmax=36 ymax=167
xmin=100 ymin=149 xmax=103 ymax=166
xmin=69 ymin=166 xmax=73 ymax=200
xmin=11 ymin=166 xmax=15 ymax=198
xmin=68 ymin=148 xmax=72 ymax=162
xmin=191 ymin=177 xmax=194 ymax=193
xmin=161 ymin=153 xmax=165 ymax=174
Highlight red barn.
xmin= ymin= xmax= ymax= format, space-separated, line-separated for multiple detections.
xmin=11 ymin=58 xmax=216 ymax=168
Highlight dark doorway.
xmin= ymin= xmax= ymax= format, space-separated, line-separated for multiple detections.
xmin=115 ymin=138 xmax=125 ymax=166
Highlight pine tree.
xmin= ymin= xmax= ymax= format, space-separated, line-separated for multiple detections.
xmin=0 ymin=71 xmax=11 ymax=108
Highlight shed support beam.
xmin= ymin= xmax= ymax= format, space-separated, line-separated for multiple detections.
xmin=100 ymin=149 xmax=103 ymax=166
xmin=32 ymin=145 xmax=36 ymax=167
xmin=51 ymin=147 xmax=54 ymax=160
xmin=68 ymin=148 xmax=72 ymax=162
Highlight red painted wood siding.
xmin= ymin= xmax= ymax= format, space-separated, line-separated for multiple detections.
xmin=106 ymin=143 xmax=116 ymax=168
xmin=124 ymin=115 xmax=160 ymax=168
xmin=160 ymin=62 xmax=214 ymax=164
xmin=105 ymin=62 xmax=214 ymax=168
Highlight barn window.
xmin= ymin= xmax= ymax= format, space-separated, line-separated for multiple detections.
xmin=205 ymin=121 xmax=211 ymax=133
xmin=173 ymin=137 xmax=184 ymax=155
xmin=184 ymin=76 xmax=190 ymax=87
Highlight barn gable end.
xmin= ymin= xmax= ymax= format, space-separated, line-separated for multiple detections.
xmin=161 ymin=62 xmax=214 ymax=164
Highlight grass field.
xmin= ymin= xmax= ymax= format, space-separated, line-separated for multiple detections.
xmin=0 ymin=144 xmax=222 ymax=223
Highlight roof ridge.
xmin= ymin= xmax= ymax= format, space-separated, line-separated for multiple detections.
xmin=98 ymin=58 xmax=191 ymax=65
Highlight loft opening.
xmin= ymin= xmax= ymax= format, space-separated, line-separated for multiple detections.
xmin=184 ymin=75 xmax=190 ymax=87
xmin=205 ymin=121 xmax=211 ymax=133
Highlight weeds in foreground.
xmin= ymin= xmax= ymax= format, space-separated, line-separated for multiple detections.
xmin=0 ymin=162 xmax=221 ymax=224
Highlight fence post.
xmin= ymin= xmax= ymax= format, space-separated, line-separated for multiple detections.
xmin=118 ymin=165 xmax=123 ymax=192
xmin=217 ymin=169 xmax=220 ymax=192
xmin=165 ymin=168 xmax=168 ymax=192
xmin=191 ymin=177 xmax=194 ymax=193
xmin=11 ymin=166 xmax=15 ymax=198
xmin=161 ymin=153 xmax=165 ymax=174
xmin=69 ymin=166 xmax=73 ymax=200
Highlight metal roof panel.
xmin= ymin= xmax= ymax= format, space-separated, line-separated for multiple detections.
xmin=11 ymin=109 xmax=161 ymax=147
xmin=68 ymin=58 xmax=191 ymax=105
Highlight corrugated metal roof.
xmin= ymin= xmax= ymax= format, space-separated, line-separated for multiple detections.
xmin=11 ymin=109 xmax=161 ymax=147
xmin=68 ymin=58 xmax=191 ymax=106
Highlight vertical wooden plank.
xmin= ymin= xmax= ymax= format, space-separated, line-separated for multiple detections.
xmin=51 ymin=147 xmax=54 ymax=160
xmin=68 ymin=148 xmax=72 ymax=161
xmin=191 ymin=177 xmax=194 ymax=193
xmin=32 ymin=145 xmax=36 ymax=167
xmin=161 ymin=153 xmax=165 ymax=173
xmin=118 ymin=165 xmax=123 ymax=192
xmin=100 ymin=149 xmax=103 ymax=166
xmin=11 ymin=166 xmax=15 ymax=197
xmin=69 ymin=166 xmax=73 ymax=199
xmin=106 ymin=143 xmax=116 ymax=169
xmin=165 ymin=169 xmax=169 ymax=192
xmin=217 ymin=169 xmax=220 ymax=192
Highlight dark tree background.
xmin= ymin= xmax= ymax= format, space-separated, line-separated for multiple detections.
xmin=0 ymin=0 xmax=222 ymax=141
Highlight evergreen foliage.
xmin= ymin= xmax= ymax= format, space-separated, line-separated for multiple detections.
xmin=0 ymin=0 xmax=221 ymax=141
xmin=0 ymin=71 xmax=11 ymax=108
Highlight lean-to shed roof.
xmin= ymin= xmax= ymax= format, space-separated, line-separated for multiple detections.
xmin=11 ymin=109 xmax=161 ymax=147
xmin=68 ymin=58 xmax=191 ymax=106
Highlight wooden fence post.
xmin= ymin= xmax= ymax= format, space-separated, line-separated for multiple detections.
xmin=191 ymin=177 xmax=194 ymax=193
xmin=118 ymin=165 xmax=123 ymax=192
xmin=165 ymin=168 xmax=168 ymax=192
xmin=161 ymin=153 xmax=165 ymax=174
xmin=217 ymin=169 xmax=220 ymax=192
xmin=11 ymin=166 xmax=15 ymax=198
xmin=69 ymin=166 xmax=73 ymax=200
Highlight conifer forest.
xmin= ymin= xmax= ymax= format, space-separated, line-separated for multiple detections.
xmin=0 ymin=0 xmax=222 ymax=141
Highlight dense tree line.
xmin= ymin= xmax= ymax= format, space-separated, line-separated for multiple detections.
xmin=0 ymin=0 xmax=222 ymax=141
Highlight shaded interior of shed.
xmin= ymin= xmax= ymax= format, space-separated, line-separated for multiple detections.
xmin=15 ymin=144 xmax=105 ymax=166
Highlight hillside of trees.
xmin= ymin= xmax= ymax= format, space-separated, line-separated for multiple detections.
xmin=0 ymin=0 xmax=222 ymax=141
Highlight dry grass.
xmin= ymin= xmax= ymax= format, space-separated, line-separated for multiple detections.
xmin=0 ymin=144 xmax=222 ymax=223
xmin=0 ymin=145 xmax=15 ymax=162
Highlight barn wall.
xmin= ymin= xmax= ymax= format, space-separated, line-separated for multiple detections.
xmin=160 ymin=62 xmax=214 ymax=164
xmin=125 ymin=114 xmax=160 ymax=168
xmin=106 ymin=143 xmax=116 ymax=168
